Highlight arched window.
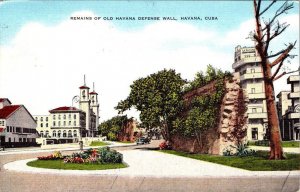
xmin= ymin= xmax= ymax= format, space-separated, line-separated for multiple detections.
xmin=53 ymin=130 xmax=56 ymax=137
xmin=40 ymin=131 xmax=44 ymax=137
xmin=82 ymin=90 xmax=86 ymax=99
xmin=68 ymin=130 xmax=72 ymax=138
xmin=63 ymin=130 xmax=67 ymax=137
xmin=73 ymin=130 xmax=77 ymax=137
xmin=40 ymin=123 xmax=43 ymax=128
xmin=58 ymin=130 xmax=61 ymax=138
xmin=45 ymin=130 xmax=49 ymax=137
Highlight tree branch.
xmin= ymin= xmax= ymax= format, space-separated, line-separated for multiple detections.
xmin=270 ymin=41 xmax=296 ymax=67
xmin=259 ymin=0 xmax=276 ymax=16
xmin=271 ymin=58 xmax=287 ymax=80
xmin=273 ymin=69 xmax=300 ymax=81
xmin=269 ymin=22 xmax=289 ymax=41
xmin=267 ymin=1 xmax=294 ymax=26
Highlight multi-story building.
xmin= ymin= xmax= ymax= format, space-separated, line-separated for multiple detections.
xmin=277 ymin=75 xmax=300 ymax=140
xmin=232 ymin=45 xmax=268 ymax=141
xmin=0 ymin=98 xmax=38 ymax=147
xmin=35 ymin=81 xmax=99 ymax=145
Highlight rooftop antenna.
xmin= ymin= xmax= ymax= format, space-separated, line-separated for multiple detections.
xmin=93 ymin=82 xmax=95 ymax=92
xmin=84 ymin=74 xmax=86 ymax=86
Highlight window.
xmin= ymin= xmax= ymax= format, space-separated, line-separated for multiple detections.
xmin=63 ymin=130 xmax=67 ymax=137
xmin=69 ymin=121 xmax=71 ymax=126
xmin=58 ymin=115 xmax=61 ymax=120
xmin=74 ymin=114 xmax=77 ymax=119
xmin=53 ymin=121 xmax=56 ymax=126
xmin=82 ymin=90 xmax=86 ymax=99
xmin=251 ymin=88 xmax=255 ymax=93
xmin=58 ymin=130 xmax=61 ymax=138
xmin=46 ymin=123 xmax=48 ymax=127
xmin=68 ymin=130 xmax=72 ymax=138
xmin=69 ymin=114 xmax=71 ymax=119
xmin=23 ymin=138 xmax=26 ymax=142
xmin=252 ymin=108 xmax=257 ymax=113
xmin=40 ymin=123 xmax=43 ymax=128
xmin=74 ymin=121 xmax=76 ymax=126
xmin=45 ymin=130 xmax=49 ymax=137
xmin=252 ymin=128 xmax=258 ymax=140
xmin=35 ymin=117 xmax=38 ymax=121
xmin=46 ymin=117 xmax=48 ymax=121
xmin=53 ymin=131 xmax=56 ymax=137
xmin=19 ymin=138 xmax=22 ymax=142
xmin=40 ymin=131 xmax=44 ymax=137
xmin=40 ymin=117 xmax=43 ymax=121
xmin=53 ymin=115 xmax=56 ymax=120
xmin=63 ymin=121 xmax=66 ymax=126
xmin=8 ymin=138 xmax=11 ymax=143
xmin=73 ymin=130 xmax=77 ymax=137
xmin=64 ymin=114 xmax=66 ymax=119
xmin=58 ymin=121 xmax=61 ymax=126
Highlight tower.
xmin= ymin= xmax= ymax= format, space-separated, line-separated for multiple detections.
xmin=79 ymin=75 xmax=91 ymax=136
xmin=90 ymin=82 xmax=100 ymax=135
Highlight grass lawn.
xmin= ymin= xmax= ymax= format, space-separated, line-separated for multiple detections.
xmin=161 ymin=150 xmax=300 ymax=171
xmin=89 ymin=141 xmax=109 ymax=147
xmin=282 ymin=141 xmax=300 ymax=148
xmin=248 ymin=141 xmax=299 ymax=148
xmin=27 ymin=160 xmax=127 ymax=170
xmin=116 ymin=141 xmax=134 ymax=144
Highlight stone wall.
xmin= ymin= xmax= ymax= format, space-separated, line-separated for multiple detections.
xmin=170 ymin=74 xmax=248 ymax=155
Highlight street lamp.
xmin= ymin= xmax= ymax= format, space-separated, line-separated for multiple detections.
xmin=72 ymin=95 xmax=83 ymax=151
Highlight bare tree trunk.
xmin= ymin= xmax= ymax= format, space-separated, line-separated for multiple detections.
xmin=263 ymin=64 xmax=284 ymax=159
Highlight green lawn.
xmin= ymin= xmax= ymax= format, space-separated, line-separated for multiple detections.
xmin=27 ymin=160 xmax=127 ymax=170
xmin=161 ymin=150 xmax=300 ymax=171
xmin=89 ymin=141 xmax=109 ymax=146
xmin=116 ymin=141 xmax=134 ymax=144
xmin=248 ymin=140 xmax=300 ymax=148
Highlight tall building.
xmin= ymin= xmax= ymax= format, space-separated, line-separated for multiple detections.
xmin=35 ymin=80 xmax=99 ymax=145
xmin=232 ymin=45 xmax=268 ymax=141
xmin=277 ymin=75 xmax=300 ymax=140
xmin=0 ymin=98 xmax=38 ymax=147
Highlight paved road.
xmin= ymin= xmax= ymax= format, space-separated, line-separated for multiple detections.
xmin=1 ymin=140 xmax=299 ymax=192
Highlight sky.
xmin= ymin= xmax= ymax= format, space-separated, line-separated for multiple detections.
xmin=0 ymin=1 xmax=299 ymax=122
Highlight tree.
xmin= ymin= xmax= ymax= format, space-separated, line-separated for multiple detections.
xmin=98 ymin=115 xmax=129 ymax=141
xmin=116 ymin=69 xmax=186 ymax=141
xmin=253 ymin=0 xmax=298 ymax=159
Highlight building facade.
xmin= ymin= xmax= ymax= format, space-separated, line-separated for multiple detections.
xmin=278 ymin=75 xmax=300 ymax=140
xmin=0 ymin=98 xmax=38 ymax=147
xmin=232 ymin=45 xmax=268 ymax=141
xmin=35 ymin=82 xmax=99 ymax=145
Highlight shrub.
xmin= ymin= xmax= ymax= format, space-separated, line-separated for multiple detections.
xmin=159 ymin=141 xmax=172 ymax=150
xmin=98 ymin=147 xmax=123 ymax=163
xmin=223 ymin=143 xmax=257 ymax=157
xmin=37 ymin=151 xmax=64 ymax=160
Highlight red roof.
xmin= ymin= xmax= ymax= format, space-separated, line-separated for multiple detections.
xmin=0 ymin=105 xmax=21 ymax=119
xmin=49 ymin=106 xmax=80 ymax=113
xmin=0 ymin=98 xmax=12 ymax=104
xmin=79 ymin=85 xmax=90 ymax=89
xmin=89 ymin=92 xmax=98 ymax=95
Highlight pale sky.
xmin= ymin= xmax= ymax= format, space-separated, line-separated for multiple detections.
xmin=0 ymin=1 xmax=299 ymax=122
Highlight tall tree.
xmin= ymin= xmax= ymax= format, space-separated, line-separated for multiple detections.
xmin=253 ymin=0 xmax=298 ymax=159
xmin=116 ymin=69 xmax=186 ymax=141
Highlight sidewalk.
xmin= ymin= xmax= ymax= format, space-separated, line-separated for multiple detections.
xmin=3 ymin=149 xmax=300 ymax=178
xmin=0 ymin=141 xmax=136 ymax=156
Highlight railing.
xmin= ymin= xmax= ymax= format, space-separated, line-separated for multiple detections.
xmin=240 ymin=73 xmax=263 ymax=81
xmin=248 ymin=112 xmax=268 ymax=119
xmin=248 ymin=93 xmax=265 ymax=99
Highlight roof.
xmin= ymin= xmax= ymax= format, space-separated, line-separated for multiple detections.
xmin=0 ymin=105 xmax=21 ymax=119
xmin=89 ymin=91 xmax=98 ymax=95
xmin=79 ymin=85 xmax=90 ymax=89
xmin=49 ymin=106 xmax=80 ymax=113
xmin=0 ymin=98 xmax=12 ymax=104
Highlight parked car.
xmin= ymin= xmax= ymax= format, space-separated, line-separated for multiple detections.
xmin=136 ymin=137 xmax=151 ymax=145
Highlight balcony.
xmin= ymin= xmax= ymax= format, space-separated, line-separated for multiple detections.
xmin=287 ymin=75 xmax=300 ymax=84
xmin=248 ymin=93 xmax=265 ymax=99
xmin=248 ymin=112 xmax=268 ymax=119
xmin=240 ymin=73 xmax=263 ymax=81
xmin=288 ymin=112 xmax=300 ymax=119
xmin=232 ymin=57 xmax=262 ymax=69
xmin=288 ymin=92 xmax=300 ymax=99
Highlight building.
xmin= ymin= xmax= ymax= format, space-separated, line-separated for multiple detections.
xmin=0 ymin=98 xmax=38 ymax=147
xmin=232 ymin=45 xmax=268 ymax=141
xmin=35 ymin=81 xmax=99 ymax=145
xmin=277 ymin=75 xmax=300 ymax=140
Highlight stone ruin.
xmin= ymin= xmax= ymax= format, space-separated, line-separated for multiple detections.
xmin=170 ymin=74 xmax=248 ymax=155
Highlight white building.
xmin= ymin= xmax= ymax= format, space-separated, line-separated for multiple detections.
xmin=232 ymin=45 xmax=268 ymax=141
xmin=278 ymin=75 xmax=300 ymax=140
xmin=34 ymin=81 xmax=99 ymax=145
xmin=0 ymin=98 xmax=38 ymax=147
